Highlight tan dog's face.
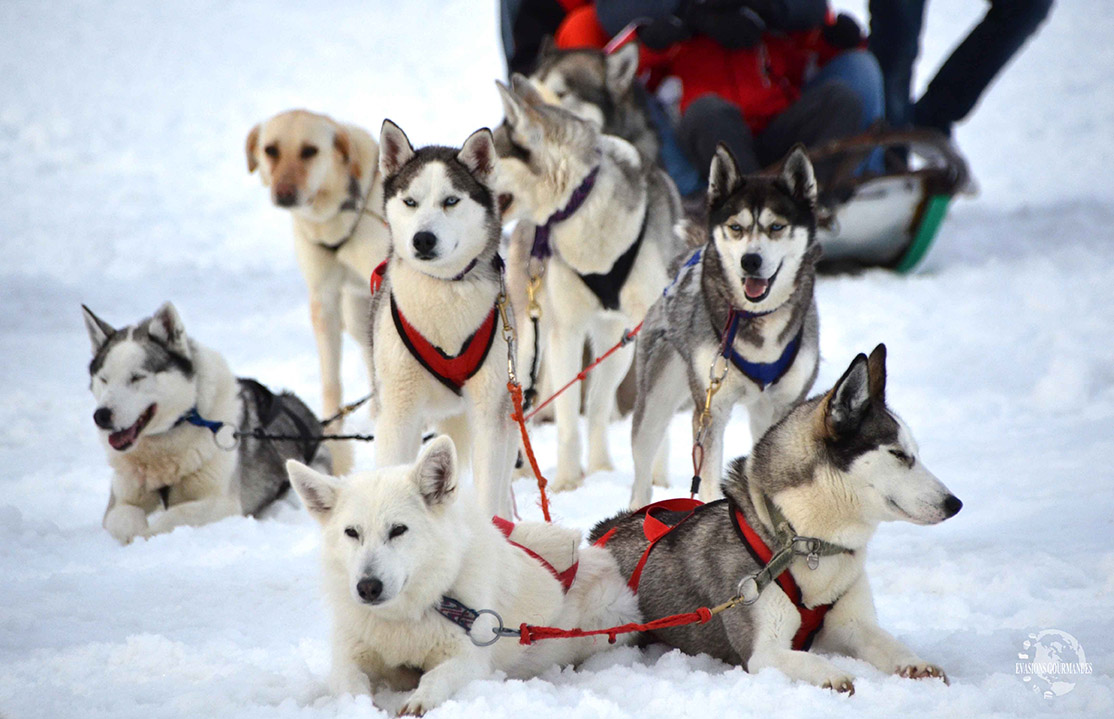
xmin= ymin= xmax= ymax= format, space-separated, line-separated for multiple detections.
xmin=245 ymin=110 xmax=358 ymax=211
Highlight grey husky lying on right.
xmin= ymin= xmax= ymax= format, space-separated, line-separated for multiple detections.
xmin=592 ymin=345 xmax=962 ymax=694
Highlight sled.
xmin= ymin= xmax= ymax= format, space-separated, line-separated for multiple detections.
xmin=808 ymin=129 xmax=972 ymax=272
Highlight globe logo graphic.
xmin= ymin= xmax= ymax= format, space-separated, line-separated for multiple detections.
xmin=1017 ymin=629 xmax=1091 ymax=698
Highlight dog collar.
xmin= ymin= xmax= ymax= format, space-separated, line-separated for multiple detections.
xmin=369 ymin=254 xmax=501 ymax=295
xmin=531 ymin=163 xmax=601 ymax=262
xmin=315 ymin=174 xmax=383 ymax=251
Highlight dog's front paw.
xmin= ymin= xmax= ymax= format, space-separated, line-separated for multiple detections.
xmin=821 ymin=676 xmax=856 ymax=695
xmin=399 ymin=694 xmax=433 ymax=717
xmin=104 ymin=505 xmax=149 ymax=545
xmin=549 ymin=468 xmax=584 ymax=493
xmin=896 ymin=663 xmax=949 ymax=685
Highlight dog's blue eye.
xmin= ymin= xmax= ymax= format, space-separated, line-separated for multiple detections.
xmin=769 ymin=223 xmax=785 ymax=232
xmin=729 ymin=223 xmax=743 ymax=233
xmin=389 ymin=524 xmax=408 ymax=539
xmin=344 ymin=527 xmax=359 ymax=539
xmin=443 ymin=196 xmax=459 ymax=208
xmin=403 ymin=198 xmax=417 ymax=208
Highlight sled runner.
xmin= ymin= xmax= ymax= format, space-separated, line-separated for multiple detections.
xmin=808 ymin=128 xmax=972 ymax=272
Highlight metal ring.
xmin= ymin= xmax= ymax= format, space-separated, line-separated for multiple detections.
xmin=214 ymin=425 xmax=239 ymax=451
xmin=468 ymin=608 xmax=506 ymax=647
xmin=736 ymin=575 xmax=761 ymax=605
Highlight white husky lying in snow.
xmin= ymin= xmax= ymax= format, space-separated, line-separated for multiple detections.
xmin=286 ymin=436 xmax=640 ymax=715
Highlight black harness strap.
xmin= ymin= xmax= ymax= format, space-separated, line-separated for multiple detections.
xmin=576 ymin=208 xmax=648 ymax=311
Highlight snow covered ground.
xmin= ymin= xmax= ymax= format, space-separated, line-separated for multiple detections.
xmin=2 ymin=1 xmax=1112 ymax=717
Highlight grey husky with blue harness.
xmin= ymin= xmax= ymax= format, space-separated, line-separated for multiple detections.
xmin=629 ymin=144 xmax=822 ymax=509
xmin=83 ymin=302 xmax=331 ymax=544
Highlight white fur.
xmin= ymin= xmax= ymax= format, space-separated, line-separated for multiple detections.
xmin=86 ymin=303 xmax=242 ymax=544
xmin=494 ymin=81 xmax=683 ymax=491
xmin=288 ymin=437 xmax=640 ymax=714
xmin=373 ymin=123 xmax=516 ymax=519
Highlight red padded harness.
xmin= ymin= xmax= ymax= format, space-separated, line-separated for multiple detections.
xmin=371 ymin=260 xmax=497 ymax=396
xmin=492 ymin=516 xmax=578 ymax=593
xmin=595 ymin=498 xmax=832 ymax=651
xmin=729 ymin=505 xmax=832 ymax=651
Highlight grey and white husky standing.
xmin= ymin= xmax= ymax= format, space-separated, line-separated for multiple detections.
xmin=83 ymin=302 xmax=331 ymax=544
xmin=629 ymin=144 xmax=822 ymax=508
xmin=370 ymin=121 xmax=516 ymax=519
xmin=593 ymin=345 xmax=963 ymax=693
xmin=494 ymin=75 xmax=687 ymax=492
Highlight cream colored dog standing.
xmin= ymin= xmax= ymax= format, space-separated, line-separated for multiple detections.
xmin=246 ymin=110 xmax=390 ymax=472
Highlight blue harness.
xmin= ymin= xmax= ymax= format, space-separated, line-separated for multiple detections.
xmin=667 ymin=247 xmax=802 ymax=390
xmin=719 ymin=309 xmax=803 ymax=390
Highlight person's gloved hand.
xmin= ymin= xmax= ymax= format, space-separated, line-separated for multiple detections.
xmin=637 ymin=15 xmax=691 ymax=51
xmin=686 ymin=0 xmax=767 ymax=49
xmin=821 ymin=12 xmax=864 ymax=50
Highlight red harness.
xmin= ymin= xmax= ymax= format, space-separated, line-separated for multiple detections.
xmin=596 ymin=498 xmax=831 ymax=651
xmin=371 ymin=260 xmax=497 ymax=396
xmin=492 ymin=516 xmax=578 ymax=592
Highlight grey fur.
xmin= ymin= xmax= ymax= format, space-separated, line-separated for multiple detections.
xmin=629 ymin=146 xmax=822 ymax=506
xmin=530 ymin=41 xmax=660 ymax=163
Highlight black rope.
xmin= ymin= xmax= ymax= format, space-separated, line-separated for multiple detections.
xmin=232 ymin=429 xmax=436 ymax=444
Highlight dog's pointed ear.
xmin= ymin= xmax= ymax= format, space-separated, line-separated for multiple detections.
xmin=707 ymin=143 xmax=743 ymax=211
xmin=334 ymin=126 xmax=362 ymax=180
xmin=245 ymin=123 xmax=260 ymax=173
xmin=867 ymin=343 xmax=887 ymax=403
xmin=457 ymin=128 xmax=497 ymax=184
xmin=147 ymin=302 xmax=190 ymax=358
xmin=605 ymin=41 xmax=640 ymax=97
xmin=287 ymin=459 xmax=340 ymax=521
xmin=82 ymin=305 xmax=115 ymax=354
xmin=414 ymin=435 xmax=457 ymax=508
xmin=824 ymin=352 xmax=871 ymax=440
xmin=537 ymin=34 xmax=556 ymax=62
xmin=510 ymin=73 xmax=547 ymax=108
xmin=496 ymin=80 xmax=528 ymax=130
xmin=379 ymin=119 xmax=415 ymax=179
xmin=780 ymin=144 xmax=817 ymax=207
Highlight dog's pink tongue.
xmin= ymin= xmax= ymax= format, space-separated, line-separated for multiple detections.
xmin=744 ymin=277 xmax=769 ymax=300
xmin=108 ymin=425 xmax=137 ymax=451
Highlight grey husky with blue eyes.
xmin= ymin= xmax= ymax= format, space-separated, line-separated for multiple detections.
xmin=83 ymin=301 xmax=331 ymax=544
xmin=628 ymin=144 xmax=823 ymax=509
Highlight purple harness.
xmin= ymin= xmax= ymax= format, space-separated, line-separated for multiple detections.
xmin=530 ymin=165 xmax=600 ymax=262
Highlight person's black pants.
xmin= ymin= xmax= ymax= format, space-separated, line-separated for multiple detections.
xmin=868 ymin=0 xmax=1053 ymax=133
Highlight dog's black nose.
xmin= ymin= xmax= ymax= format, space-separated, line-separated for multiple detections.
xmin=412 ymin=231 xmax=438 ymax=259
xmin=356 ymin=577 xmax=383 ymax=603
xmin=741 ymin=253 xmax=763 ymax=275
xmin=942 ymin=494 xmax=963 ymax=518
xmin=93 ymin=407 xmax=114 ymax=429
xmin=274 ymin=187 xmax=297 ymax=207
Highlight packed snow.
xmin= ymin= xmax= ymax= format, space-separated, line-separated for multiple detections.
xmin=1 ymin=0 xmax=1112 ymax=717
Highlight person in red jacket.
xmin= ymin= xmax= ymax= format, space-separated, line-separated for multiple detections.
xmin=594 ymin=0 xmax=880 ymax=178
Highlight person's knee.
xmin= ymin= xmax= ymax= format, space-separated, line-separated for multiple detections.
xmin=815 ymin=83 xmax=864 ymax=135
xmin=682 ymin=95 xmax=743 ymax=131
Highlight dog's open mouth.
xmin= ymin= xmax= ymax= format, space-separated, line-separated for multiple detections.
xmin=108 ymin=404 xmax=156 ymax=451
xmin=743 ymin=263 xmax=782 ymax=303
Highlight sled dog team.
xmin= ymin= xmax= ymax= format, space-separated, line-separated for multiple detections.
xmin=84 ymin=58 xmax=962 ymax=713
